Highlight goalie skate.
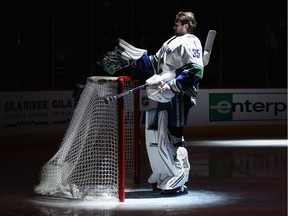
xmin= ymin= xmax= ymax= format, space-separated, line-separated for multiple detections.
xmin=161 ymin=185 xmax=188 ymax=196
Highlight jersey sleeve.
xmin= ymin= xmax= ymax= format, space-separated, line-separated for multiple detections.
xmin=174 ymin=43 xmax=204 ymax=92
xmin=133 ymin=55 xmax=158 ymax=76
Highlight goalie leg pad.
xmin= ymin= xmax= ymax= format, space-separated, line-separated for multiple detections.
xmin=145 ymin=110 xmax=190 ymax=190
xmin=157 ymin=110 xmax=181 ymax=177
xmin=145 ymin=109 xmax=167 ymax=185
xmin=157 ymin=111 xmax=190 ymax=190
xmin=145 ymin=128 xmax=168 ymax=184
xmin=158 ymin=147 xmax=190 ymax=190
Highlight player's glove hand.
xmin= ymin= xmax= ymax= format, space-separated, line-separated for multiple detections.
xmin=145 ymin=74 xmax=164 ymax=86
xmin=146 ymin=79 xmax=179 ymax=103
xmin=146 ymin=74 xmax=165 ymax=102
xmin=166 ymin=79 xmax=181 ymax=93
xmin=159 ymin=79 xmax=181 ymax=101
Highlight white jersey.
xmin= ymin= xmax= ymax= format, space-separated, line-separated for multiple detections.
xmin=155 ymin=34 xmax=203 ymax=76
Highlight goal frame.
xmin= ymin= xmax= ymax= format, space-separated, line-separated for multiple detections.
xmin=117 ymin=76 xmax=140 ymax=201
xmin=34 ymin=76 xmax=140 ymax=202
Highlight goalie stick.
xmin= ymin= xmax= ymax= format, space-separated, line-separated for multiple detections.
xmin=103 ymin=30 xmax=217 ymax=104
xmin=203 ymin=30 xmax=217 ymax=66
xmin=103 ymin=84 xmax=147 ymax=104
xmin=104 ymin=73 xmax=175 ymax=104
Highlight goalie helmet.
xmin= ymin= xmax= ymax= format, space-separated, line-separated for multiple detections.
xmin=97 ymin=38 xmax=147 ymax=74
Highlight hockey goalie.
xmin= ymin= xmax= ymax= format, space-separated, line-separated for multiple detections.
xmin=98 ymin=11 xmax=216 ymax=196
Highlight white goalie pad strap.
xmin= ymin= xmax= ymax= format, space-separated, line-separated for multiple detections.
xmin=118 ymin=38 xmax=147 ymax=61
xmin=145 ymin=109 xmax=167 ymax=184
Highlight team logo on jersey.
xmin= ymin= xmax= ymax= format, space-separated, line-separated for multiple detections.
xmin=209 ymin=93 xmax=287 ymax=121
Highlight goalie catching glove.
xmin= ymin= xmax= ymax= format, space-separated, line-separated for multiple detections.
xmin=146 ymin=74 xmax=180 ymax=103
xmin=97 ymin=38 xmax=147 ymax=74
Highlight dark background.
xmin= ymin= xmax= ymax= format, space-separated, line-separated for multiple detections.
xmin=13 ymin=0 xmax=287 ymax=90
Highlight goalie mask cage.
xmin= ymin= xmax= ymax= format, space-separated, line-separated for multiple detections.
xmin=34 ymin=76 xmax=140 ymax=202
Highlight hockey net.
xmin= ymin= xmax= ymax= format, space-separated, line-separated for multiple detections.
xmin=34 ymin=76 xmax=140 ymax=202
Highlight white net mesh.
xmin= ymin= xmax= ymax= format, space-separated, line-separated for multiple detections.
xmin=34 ymin=76 xmax=138 ymax=201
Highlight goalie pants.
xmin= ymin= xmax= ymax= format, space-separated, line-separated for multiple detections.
xmin=156 ymin=92 xmax=195 ymax=138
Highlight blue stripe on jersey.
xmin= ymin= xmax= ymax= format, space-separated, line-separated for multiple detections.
xmin=175 ymin=63 xmax=203 ymax=92
xmin=134 ymin=55 xmax=157 ymax=76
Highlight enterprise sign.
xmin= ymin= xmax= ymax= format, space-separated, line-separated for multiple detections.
xmin=209 ymin=93 xmax=287 ymax=121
